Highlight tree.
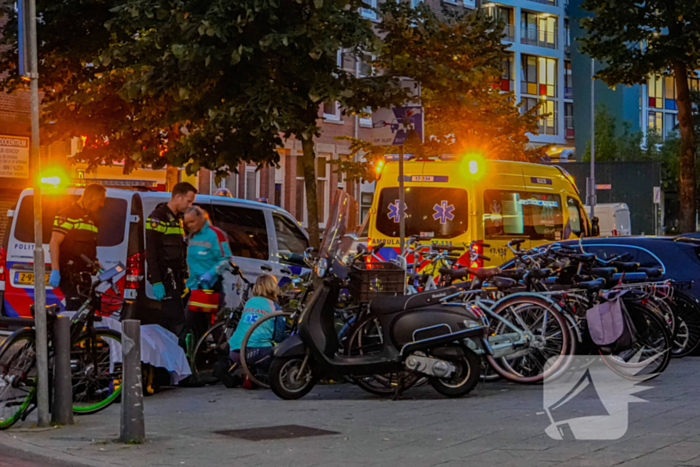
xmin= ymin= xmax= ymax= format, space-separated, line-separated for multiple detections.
xmin=582 ymin=105 xmax=645 ymax=162
xmin=0 ymin=0 xmax=406 ymax=247
xmin=336 ymin=3 xmax=549 ymax=178
xmin=579 ymin=0 xmax=700 ymax=233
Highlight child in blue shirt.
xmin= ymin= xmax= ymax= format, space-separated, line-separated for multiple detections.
xmin=227 ymin=275 xmax=286 ymax=383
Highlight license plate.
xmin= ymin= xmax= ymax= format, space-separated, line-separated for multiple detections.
xmin=14 ymin=271 xmax=51 ymax=286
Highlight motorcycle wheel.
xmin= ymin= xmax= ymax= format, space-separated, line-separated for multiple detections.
xmin=429 ymin=347 xmax=480 ymax=398
xmin=269 ymin=356 xmax=316 ymax=400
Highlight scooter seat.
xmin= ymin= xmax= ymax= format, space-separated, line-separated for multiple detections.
xmin=370 ymin=287 xmax=459 ymax=315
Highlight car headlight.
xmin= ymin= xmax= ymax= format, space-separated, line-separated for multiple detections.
xmin=316 ymin=258 xmax=329 ymax=278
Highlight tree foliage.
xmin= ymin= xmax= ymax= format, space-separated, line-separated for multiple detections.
xmin=579 ymin=0 xmax=700 ymax=232
xmin=0 ymin=0 xmax=408 ymax=246
xmin=336 ymin=2 xmax=549 ymax=180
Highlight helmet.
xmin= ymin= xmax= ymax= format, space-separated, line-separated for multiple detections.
xmin=214 ymin=188 xmax=233 ymax=198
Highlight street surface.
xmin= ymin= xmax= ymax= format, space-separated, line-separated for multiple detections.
xmin=1 ymin=358 xmax=700 ymax=467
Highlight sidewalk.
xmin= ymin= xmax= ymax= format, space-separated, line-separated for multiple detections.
xmin=2 ymin=359 xmax=700 ymax=467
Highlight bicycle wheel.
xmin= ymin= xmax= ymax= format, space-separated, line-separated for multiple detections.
xmin=600 ymin=302 xmax=672 ymax=381
xmin=0 ymin=330 xmax=37 ymax=430
xmin=192 ymin=321 xmax=228 ymax=385
xmin=486 ymin=295 xmax=572 ymax=384
xmin=72 ymin=329 xmax=123 ymax=415
xmin=671 ymin=292 xmax=700 ymax=358
xmin=345 ymin=315 xmax=423 ymax=396
xmin=239 ymin=312 xmax=292 ymax=389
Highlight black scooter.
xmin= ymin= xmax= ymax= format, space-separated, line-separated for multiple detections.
xmin=268 ymin=192 xmax=489 ymax=400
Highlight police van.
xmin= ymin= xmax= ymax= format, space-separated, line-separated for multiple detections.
xmin=0 ymin=187 xmax=309 ymax=321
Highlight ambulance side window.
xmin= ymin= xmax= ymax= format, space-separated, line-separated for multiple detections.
xmin=567 ymin=197 xmax=588 ymax=237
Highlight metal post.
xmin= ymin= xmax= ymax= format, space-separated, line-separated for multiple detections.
xmin=51 ymin=316 xmax=73 ymax=425
xmin=398 ymin=145 xmax=405 ymax=256
xmin=589 ymin=58 xmax=596 ymax=216
xmin=120 ymin=320 xmax=144 ymax=444
xmin=26 ymin=0 xmax=49 ymax=427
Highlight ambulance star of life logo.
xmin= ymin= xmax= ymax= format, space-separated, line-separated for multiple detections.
xmin=387 ymin=199 xmax=407 ymax=223
xmin=541 ymin=354 xmax=656 ymax=440
xmin=432 ymin=201 xmax=455 ymax=225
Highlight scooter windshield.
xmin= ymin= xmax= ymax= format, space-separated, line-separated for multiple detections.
xmin=317 ymin=189 xmax=359 ymax=277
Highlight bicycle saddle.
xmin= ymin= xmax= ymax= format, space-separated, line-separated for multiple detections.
xmin=438 ymin=267 xmax=469 ymax=281
xmin=525 ymin=268 xmax=552 ymax=280
xmin=610 ymin=261 xmax=639 ymax=272
xmin=498 ymin=268 xmax=526 ymax=280
xmin=30 ymin=304 xmax=61 ymax=321
xmin=573 ymin=277 xmax=606 ymax=292
xmin=589 ymin=267 xmax=616 ymax=280
xmin=490 ymin=276 xmax=516 ymax=290
xmin=638 ymin=267 xmax=663 ymax=279
xmin=370 ymin=287 xmax=459 ymax=315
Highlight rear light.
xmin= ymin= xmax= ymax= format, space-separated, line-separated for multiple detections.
xmin=126 ymin=252 xmax=145 ymax=289
xmin=470 ymin=243 xmax=483 ymax=269
xmin=0 ymin=246 xmax=6 ymax=281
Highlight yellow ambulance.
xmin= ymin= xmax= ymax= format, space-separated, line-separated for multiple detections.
xmin=367 ymin=155 xmax=591 ymax=267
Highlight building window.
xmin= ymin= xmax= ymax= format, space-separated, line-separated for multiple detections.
xmin=500 ymin=54 xmax=514 ymax=92
xmin=564 ymin=18 xmax=571 ymax=53
xmin=564 ymin=61 xmax=573 ymax=99
xmin=521 ymin=55 xmax=557 ymax=98
xmin=523 ymin=98 xmax=557 ymax=136
xmin=648 ymin=111 xmax=663 ymax=134
xmin=358 ymin=54 xmax=373 ymax=127
xmin=664 ymin=113 xmax=678 ymax=137
xmin=317 ymin=156 xmax=329 ymax=225
xmin=323 ymin=101 xmax=341 ymax=121
xmin=244 ymin=167 xmax=259 ymax=201
xmin=295 ymin=156 xmax=306 ymax=225
xmin=664 ymin=76 xmax=677 ymax=110
xmin=521 ymin=12 xmax=557 ymax=49
xmin=648 ymin=75 xmax=664 ymax=109
xmin=360 ymin=0 xmax=377 ymax=20
xmin=565 ymin=103 xmax=574 ymax=139
xmin=486 ymin=5 xmax=514 ymax=41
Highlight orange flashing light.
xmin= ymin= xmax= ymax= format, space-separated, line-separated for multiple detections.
xmin=375 ymin=161 xmax=385 ymax=175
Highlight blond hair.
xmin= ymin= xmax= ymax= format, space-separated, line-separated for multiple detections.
xmin=253 ymin=274 xmax=279 ymax=301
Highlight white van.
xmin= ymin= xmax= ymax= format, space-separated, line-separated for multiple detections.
xmin=0 ymin=188 xmax=309 ymax=321
xmin=585 ymin=203 xmax=632 ymax=236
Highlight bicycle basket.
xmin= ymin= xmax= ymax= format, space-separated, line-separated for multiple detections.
xmin=348 ymin=262 xmax=405 ymax=302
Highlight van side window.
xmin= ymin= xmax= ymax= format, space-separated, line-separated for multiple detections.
xmin=273 ymin=214 xmax=309 ymax=257
xmin=484 ymin=190 xmax=563 ymax=241
xmin=583 ymin=245 xmax=663 ymax=269
xmin=15 ymin=195 xmax=127 ymax=247
xmin=567 ymin=197 xmax=583 ymax=237
xmin=211 ymin=205 xmax=269 ymax=260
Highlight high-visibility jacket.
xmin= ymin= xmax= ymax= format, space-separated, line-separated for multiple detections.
xmin=185 ymin=221 xmax=232 ymax=290
xmin=145 ymin=203 xmax=187 ymax=286
xmin=53 ymin=202 xmax=98 ymax=274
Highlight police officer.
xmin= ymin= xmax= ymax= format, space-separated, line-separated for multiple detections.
xmin=48 ymin=183 xmax=107 ymax=310
xmin=146 ymin=181 xmax=197 ymax=336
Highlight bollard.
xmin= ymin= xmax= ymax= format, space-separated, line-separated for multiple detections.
xmin=119 ymin=319 xmax=145 ymax=444
xmin=51 ymin=316 xmax=74 ymax=425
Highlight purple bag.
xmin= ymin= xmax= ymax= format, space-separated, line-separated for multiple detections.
xmin=586 ymin=291 xmax=637 ymax=350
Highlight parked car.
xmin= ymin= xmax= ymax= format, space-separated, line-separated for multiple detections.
xmin=557 ymin=236 xmax=700 ymax=300
xmin=0 ymin=188 xmax=309 ymax=322
xmin=584 ymin=203 xmax=631 ymax=236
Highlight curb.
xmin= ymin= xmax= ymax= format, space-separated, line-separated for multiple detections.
xmin=0 ymin=431 xmax=116 ymax=467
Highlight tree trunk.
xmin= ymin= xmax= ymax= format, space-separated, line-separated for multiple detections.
xmin=301 ymin=135 xmax=321 ymax=248
xmin=674 ymin=61 xmax=697 ymax=233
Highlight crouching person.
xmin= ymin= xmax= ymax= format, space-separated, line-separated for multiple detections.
xmin=224 ymin=275 xmax=286 ymax=388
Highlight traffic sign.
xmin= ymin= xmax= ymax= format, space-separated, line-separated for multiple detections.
xmin=372 ymin=106 xmax=424 ymax=146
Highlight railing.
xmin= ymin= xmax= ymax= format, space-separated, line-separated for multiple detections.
xmin=499 ymin=79 xmax=514 ymax=92
xmin=521 ymin=25 xmax=558 ymax=49
xmin=529 ymin=0 xmax=557 ymax=6
xmin=521 ymin=81 xmax=558 ymax=98
xmin=503 ymin=24 xmax=515 ymax=42
xmin=540 ymin=117 xmax=558 ymax=136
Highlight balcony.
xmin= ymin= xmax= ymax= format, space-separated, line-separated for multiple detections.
xmin=503 ymin=24 xmax=515 ymax=42
xmin=521 ymin=81 xmax=557 ymax=98
xmin=499 ymin=79 xmax=514 ymax=92
xmin=529 ymin=0 xmax=557 ymax=5
xmin=521 ymin=25 xmax=558 ymax=49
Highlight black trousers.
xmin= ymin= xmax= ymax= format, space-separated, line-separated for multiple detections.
xmin=160 ymin=278 xmax=187 ymax=338
xmin=59 ymin=272 xmax=88 ymax=311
